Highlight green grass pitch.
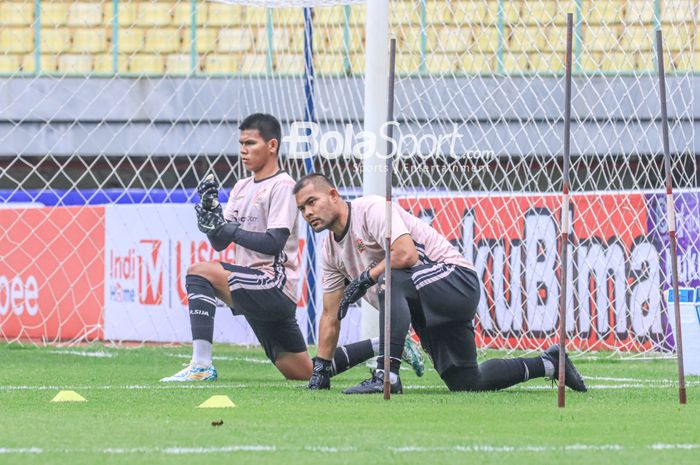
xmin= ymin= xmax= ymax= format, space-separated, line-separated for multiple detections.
xmin=1 ymin=343 xmax=699 ymax=465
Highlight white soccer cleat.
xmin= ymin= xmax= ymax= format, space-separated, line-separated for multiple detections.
xmin=160 ymin=363 xmax=218 ymax=382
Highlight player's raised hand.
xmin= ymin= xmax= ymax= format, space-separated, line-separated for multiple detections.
xmin=197 ymin=174 xmax=220 ymax=210
xmin=195 ymin=203 xmax=226 ymax=234
xmin=307 ymin=357 xmax=332 ymax=390
xmin=337 ymin=270 xmax=375 ymax=320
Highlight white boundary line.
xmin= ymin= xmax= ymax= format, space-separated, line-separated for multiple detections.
xmin=1 ymin=443 xmax=698 ymax=455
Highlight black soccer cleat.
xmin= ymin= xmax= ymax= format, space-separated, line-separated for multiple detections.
xmin=343 ymin=371 xmax=403 ymax=395
xmin=541 ymin=344 xmax=588 ymax=392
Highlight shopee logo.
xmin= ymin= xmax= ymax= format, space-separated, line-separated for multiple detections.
xmin=0 ymin=275 xmax=39 ymax=316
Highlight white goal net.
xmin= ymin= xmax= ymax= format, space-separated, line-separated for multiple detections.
xmin=0 ymin=0 xmax=697 ymax=356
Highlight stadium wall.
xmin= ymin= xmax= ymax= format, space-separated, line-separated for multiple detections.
xmin=0 ymin=76 xmax=698 ymax=158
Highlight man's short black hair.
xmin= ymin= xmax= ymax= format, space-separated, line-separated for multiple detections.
xmin=292 ymin=173 xmax=336 ymax=195
xmin=239 ymin=113 xmax=282 ymax=155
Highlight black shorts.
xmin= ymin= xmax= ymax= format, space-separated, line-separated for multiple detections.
xmin=220 ymin=262 xmax=307 ymax=362
xmin=393 ymin=264 xmax=481 ymax=376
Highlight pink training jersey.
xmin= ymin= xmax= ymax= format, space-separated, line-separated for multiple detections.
xmin=321 ymin=195 xmax=474 ymax=308
xmin=223 ymin=171 xmax=299 ymax=303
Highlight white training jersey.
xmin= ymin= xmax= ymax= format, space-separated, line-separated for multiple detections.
xmin=222 ymin=171 xmax=299 ymax=302
xmin=321 ymin=195 xmax=474 ymax=308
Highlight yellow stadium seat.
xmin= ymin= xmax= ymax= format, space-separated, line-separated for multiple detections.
xmin=661 ymin=0 xmax=697 ymax=23
xmin=58 ymin=54 xmax=93 ymax=73
xmin=272 ymin=8 xmax=304 ymax=26
xmin=624 ymin=0 xmax=655 ymax=24
xmin=182 ymin=28 xmax=218 ymax=53
xmin=68 ymin=3 xmax=103 ymax=26
xmin=348 ymin=5 xmax=366 ymax=26
xmin=395 ymin=27 xmax=431 ymax=53
xmin=521 ymin=1 xmax=557 ymax=25
xmin=583 ymin=25 xmax=621 ymax=52
xmin=165 ymin=54 xmax=194 ymax=74
xmin=256 ymin=27 xmax=296 ymax=52
xmin=662 ymin=24 xmax=692 ymax=50
xmin=204 ymin=54 xmax=241 ymax=74
xmin=620 ymin=25 xmax=654 ymax=52
xmin=93 ymin=54 xmax=127 ymax=73
xmin=471 ymin=26 xmax=500 ymax=52
xmin=118 ymin=28 xmax=145 ymax=53
xmin=502 ymin=51 xmax=529 ymax=73
xmin=634 ymin=51 xmax=655 ymax=71
xmin=314 ymin=6 xmax=346 ymax=25
xmin=72 ymin=28 xmax=109 ymax=53
xmin=285 ymin=27 xmax=306 ymax=54
xmin=600 ymin=51 xmax=635 ymax=71
xmin=137 ymin=2 xmax=173 ymax=26
xmin=433 ymin=27 xmax=467 ymax=53
xmin=577 ymin=51 xmax=602 ymax=72
xmin=218 ymin=28 xmax=253 ymax=53
xmin=669 ymin=51 xmax=687 ymax=71
xmin=145 ymin=28 xmax=181 ymax=53
xmin=395 ymin=53 xmax=421 ymax=74
xmin=507 ymin=26 xmax=549 ymax=52
xmin=349 ymin=52 xmax=364 ymax=74
xmin=275 ymin=53 xmax=305 ymax=74
xmin=315 ymin=53 xmax=346 ymax=74
xmin=113 ymin=2 xmax=138 ymax=26
xmin=207 ymin=3 xmax=243 ymax=26
xmin=582 ymin=0 xmax=624 ymax=25
xmin=529 ymin=52 xmax=565 ymax=73
xmin=0 ymin=54 xmax=21 ymax=73
xmin=544 ymin=25 xmax=568 ymax=51
xmin=461 ymin=54 xmax=495 ymax=73
xmin=41 ymin=2 xmax=69 ymax=26
xmin=128 ymin=54 xmax=165 ymax=74
xmin=425 ymin=53 xmax=458 ymax=74
xmin=315 ymin=27 xmax=363 ymax=53
xmin=0 ymin=28 xmax=33 ymax=53
xmin=241 ymin=53 xmax=268 ymax=74
xmin=173 ymin=2 xmax=206 ymax=27
xmin=502 ymin=1 xmax=522 ymax=24
xmin=243 ymin=6 xmax=267 ymax=26
xmin=21 ymin=54 xmax=58 ymax=73
xmin=390 ymin=1 xmax=420 ymax=25
xmin=0 ymin=2 xmax=35 ymax=26
xmin=41 ymin=28 xmax=71 ymax=54
xmin=457 ymin=1 xmax=496 ymax=25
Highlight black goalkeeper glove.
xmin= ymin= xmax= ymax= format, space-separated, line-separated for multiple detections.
xmin=195 ymin=203 xmax=226 ymax=234
xmin=337 ymin=270 xmax=376 ymax=320
xmin=308 ymin=357 xmax=332 ymax=390
xmin=197 ymin=174 xmax=220 ymax=210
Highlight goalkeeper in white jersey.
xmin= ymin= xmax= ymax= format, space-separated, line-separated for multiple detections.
xmin=294 ymin=173 xmax=587 ymax=394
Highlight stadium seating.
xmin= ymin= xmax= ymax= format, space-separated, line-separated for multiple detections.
xmin=72 ymin=28 xmax=109 ymax=53
xmin=0 ymin=0 xmax=695 ymax=76
xmin=0 ymin=28 xmax=34 ymax=53
xmin=0 ymin=2 xmax=34 ymax=25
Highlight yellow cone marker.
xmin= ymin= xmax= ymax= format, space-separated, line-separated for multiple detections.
xmin=51 ymin=390 xmax=87 ymax=402
xmin=197 ymin=395 xmax=236 ymax=408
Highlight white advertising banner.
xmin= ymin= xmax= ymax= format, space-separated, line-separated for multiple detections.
xmin=104 ymin=204 xmax=360 ymax=345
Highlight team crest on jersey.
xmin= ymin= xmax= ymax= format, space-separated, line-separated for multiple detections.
xmin=355 ymin=238 xmax=366 ymax=252
xmin=253 ymin=188 xmax=268 ymax=207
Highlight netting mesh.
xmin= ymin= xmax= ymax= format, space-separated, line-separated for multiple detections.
xmin=0 ymin=0 xmax=698 ymax=355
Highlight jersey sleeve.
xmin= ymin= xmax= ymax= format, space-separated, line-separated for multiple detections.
xmin=321 ymin=238 xmax=346 ymax=293
xmin=364 ymin=199 xmax=411 ymax=251
xmin=266 ymin=180 xmax=297 ymax=232
xmin=222 ymin=183 xmax=239 ymax=222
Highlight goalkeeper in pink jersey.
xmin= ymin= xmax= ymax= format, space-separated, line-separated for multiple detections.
xmin=161 ymin=114 xmax=423 ymax=385
xmin=294 ymin=173 xmax=587 ymax=394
